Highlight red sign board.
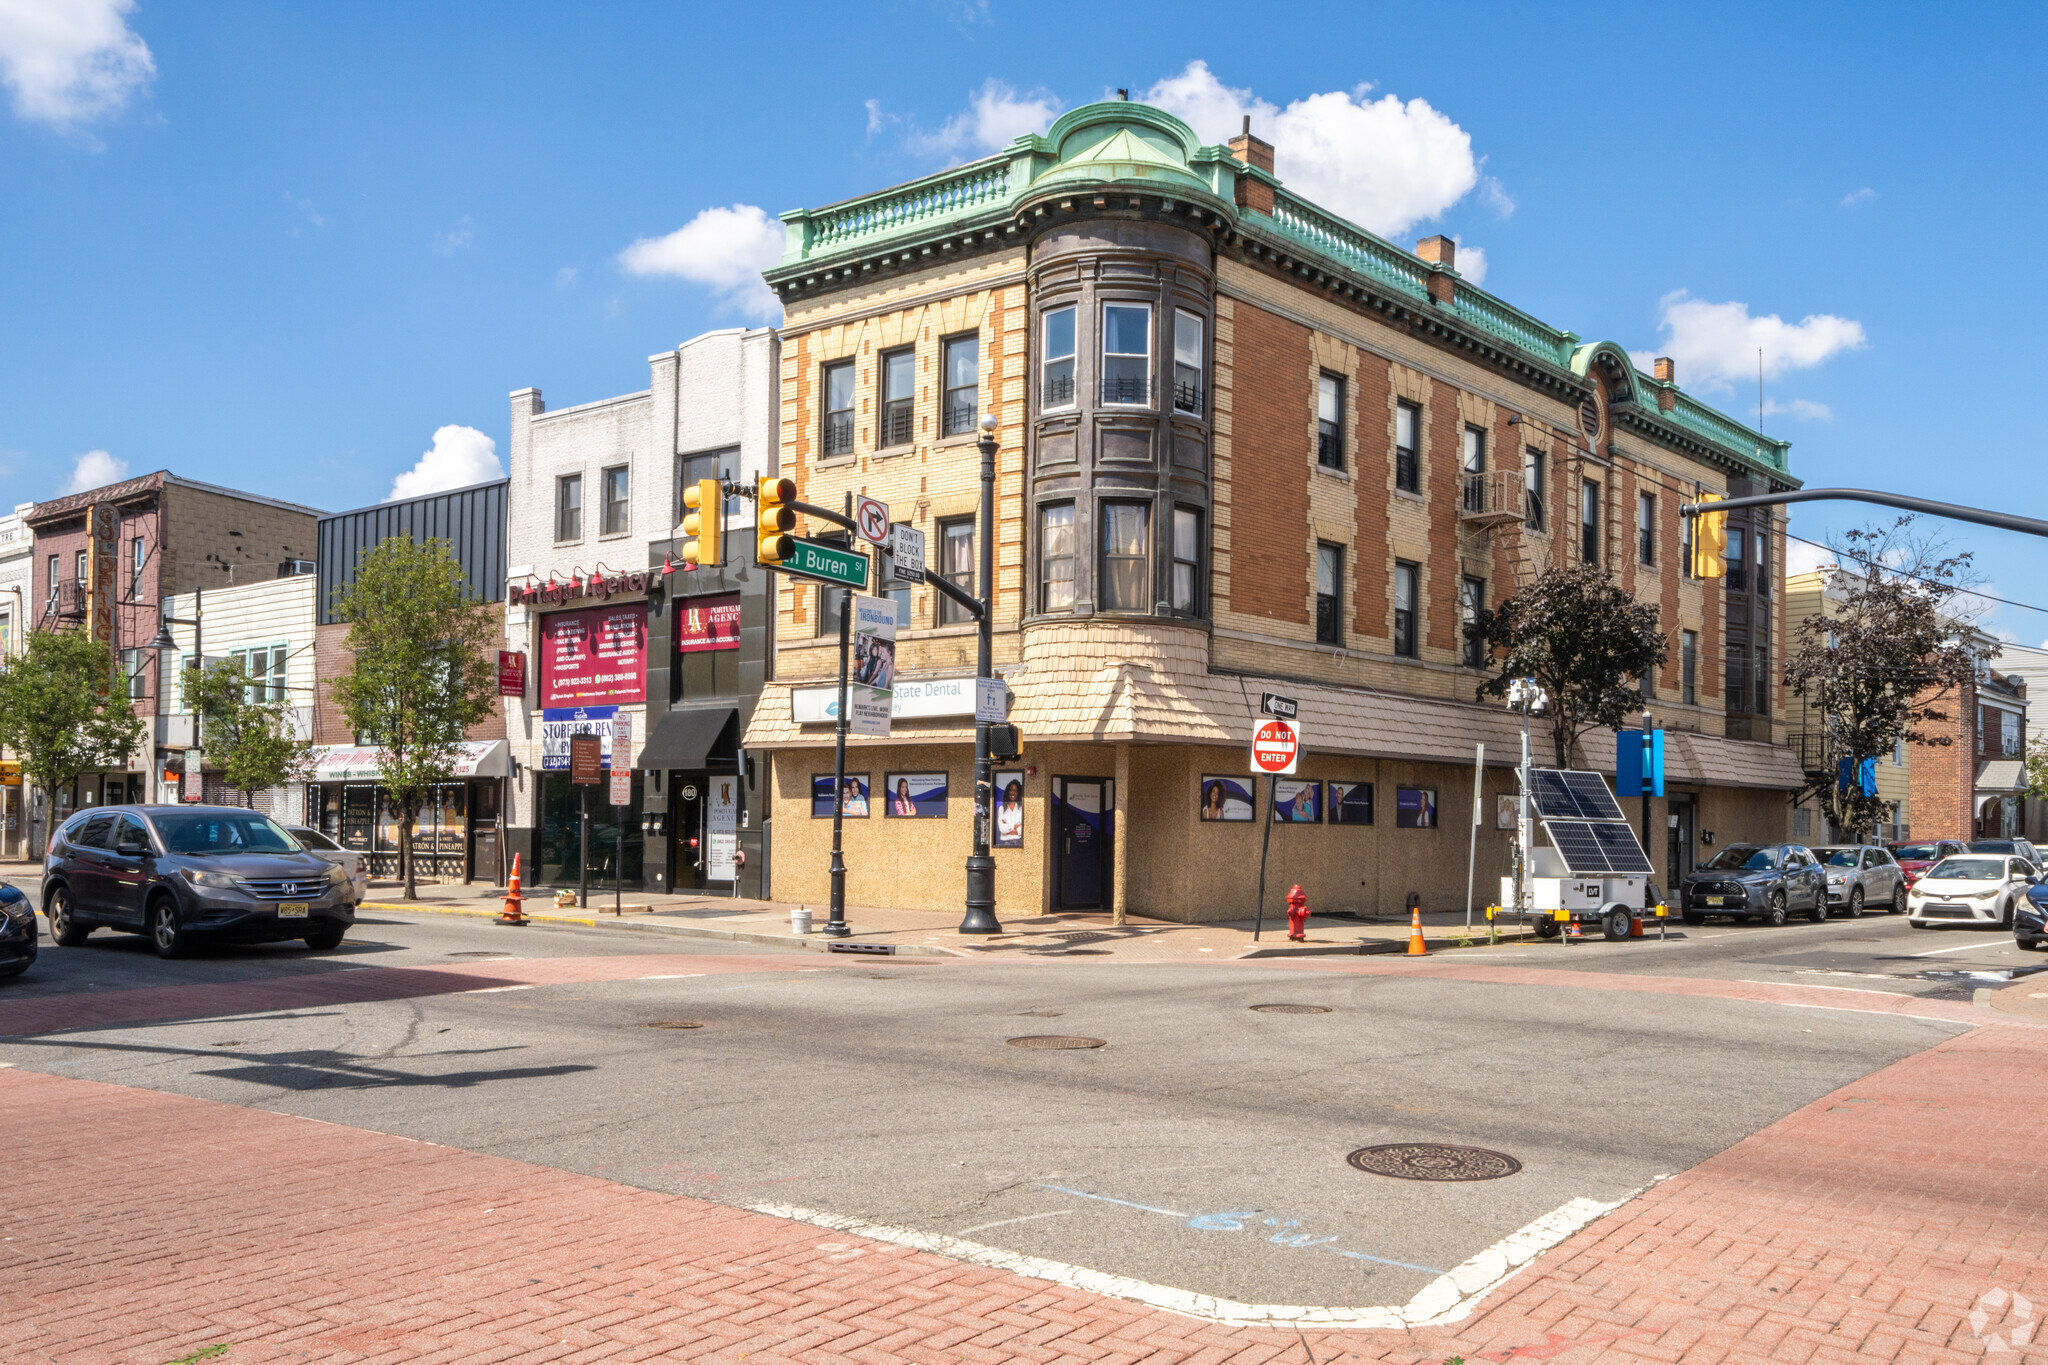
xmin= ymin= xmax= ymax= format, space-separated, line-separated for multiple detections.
xmin=497 ymin=650 xmax=527 ymax=697
xmin=1250 ymin=719 xmax=1300 ymax=775
xmin=675 ymin=593 xmax=742 ymax=654
xmin=540 ymin=603 xmax=648 ymax=708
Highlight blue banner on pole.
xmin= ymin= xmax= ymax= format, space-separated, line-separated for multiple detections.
xmin=1618 ymin=729 xmax=1665 ymax=798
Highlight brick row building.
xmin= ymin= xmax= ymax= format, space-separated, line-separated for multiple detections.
xmin=740 ymin=98 xmax=1805 ymax=921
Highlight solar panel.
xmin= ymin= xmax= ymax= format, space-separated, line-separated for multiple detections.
xmin=1543 ymin=819 xmax=1610 ymax=874
xmin=1589 ymin=820 xmax=1655 ymax=873
xmin=1529 ymin=770 xmax=1584 ymax=819
xmin=1561 ymin=772 xmax=1627 ymax=822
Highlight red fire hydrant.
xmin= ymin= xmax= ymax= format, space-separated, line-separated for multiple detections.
xmin=1285 ymin=884 xmax=1310 ymax=941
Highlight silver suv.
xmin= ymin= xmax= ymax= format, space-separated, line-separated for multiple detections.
xmin=1813 ymin=844 xmax=1907 ymax=917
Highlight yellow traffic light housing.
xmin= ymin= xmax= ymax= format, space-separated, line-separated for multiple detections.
xmin=681 ymin=477 xmax=721 ymax=568
xmin=1691 ymin=492 xmax=1727 ymax=579
xmin=756 ymin=476 xmax=797 ymax=565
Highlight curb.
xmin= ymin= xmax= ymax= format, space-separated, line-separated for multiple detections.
xmin=358 ymin=900 xmax=970 ymax=957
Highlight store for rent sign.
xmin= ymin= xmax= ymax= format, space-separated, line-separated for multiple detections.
xmin=540 ymin=603 xmax=647 ymax=707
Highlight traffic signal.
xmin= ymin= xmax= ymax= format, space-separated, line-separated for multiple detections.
xmin=756 ymin=476 xmax=797 ymax=565
xmin=988 ymin=724 xmax=1022 ymax=762
xmin=1691 ymin=492 xmax=1727 ymax=579
xmin=680 ymin=477 xmax=721 ymax=568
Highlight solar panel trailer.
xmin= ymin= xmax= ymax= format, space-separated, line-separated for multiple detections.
xmin=1510 ymin=768 xmax=1655 ymax=941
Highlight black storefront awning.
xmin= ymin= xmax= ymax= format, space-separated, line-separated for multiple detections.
xmin=639 ymin=706 xmax=740 ymax=770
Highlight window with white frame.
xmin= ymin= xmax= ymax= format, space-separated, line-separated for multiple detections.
xmin=1099 ymin=502 xmax=1151 ymax=610
xmin=1042 ymin=307 xmax=1076 ymax=408
xmin=942 ymin=335 xmax=979 ymax=436
xmin=601 ymin=465 xmax=630 ymax=536
xmin=1173 ymin=310 xmax=1204 ymax=414
xmin=1039 ymin=503 xmax=1075 ymax=612
xmin=1101 ymin=304 xmax=1151 ymax=405
xmin=1171 ymin=507 xmax=1201 ymax=614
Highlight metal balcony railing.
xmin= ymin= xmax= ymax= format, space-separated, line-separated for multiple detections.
xmin=1043 ymin=372 xmax=1074 ymax=408
xmin=1459 ymin=469 xmax=1527 ymax=526
xmin=1395 ymin=447 xmax=1419 ymax=492
xmin=879 ymin=400 xmax=913 ymax=448
xmin=1174 ymin=380 xmax=1204 ymax=415
xmin=942 ymin=396 xmax=977 ymax=437
xmin=822 ymin=411 xmax=854 ymax=458
xmin=1100 ymin=376 xmax=1149 ymax=405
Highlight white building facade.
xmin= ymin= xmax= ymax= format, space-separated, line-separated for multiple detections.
xmin=159 ymin=571 xmax=319 ymax=819
xmin=502 ymin=326 xmax=779 ymax=893
xmin=0 ymin=502 xmax=36 ymax=855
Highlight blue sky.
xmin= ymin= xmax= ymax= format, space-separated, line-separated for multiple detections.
xmin=4 ymin=1 xmax=2045 ymax=640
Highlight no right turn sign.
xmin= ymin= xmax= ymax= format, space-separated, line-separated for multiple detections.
xmin=1250 ymin=718 xmax=1300 ymax=775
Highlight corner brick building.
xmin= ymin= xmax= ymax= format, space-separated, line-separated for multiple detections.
xmin=741 ymin=99 xmax=1803 ymax=921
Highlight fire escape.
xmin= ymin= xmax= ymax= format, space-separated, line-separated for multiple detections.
xmin=38 ymin=579 xmax=88 ymax=633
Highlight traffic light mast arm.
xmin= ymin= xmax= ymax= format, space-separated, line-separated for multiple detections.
xmin=790 ymin=499 xmax=858 ymax=535
xmin=922 ymin=567 xmax=986 ymax=621
xmin=1680 ymin=487 xmax=2048 ymax=541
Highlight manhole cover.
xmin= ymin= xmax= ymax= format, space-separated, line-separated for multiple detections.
xmin=1054 ymin=931 xmax=1116 ymax=945
xmin=449 ymin=951 xmax=513 ymax=958
xmin=1006 ymin=1035 xmax=1105 ymax=1050
xmin=1250 ymin=1003 xmax=1332 ymax=1014
xmin=1347 ymin=1143 xmax=1521 ymax=1181
xmin=641 ymin=1020 xmax=705 ymax=1030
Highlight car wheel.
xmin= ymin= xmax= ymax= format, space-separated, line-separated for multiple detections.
xmin=1846 ymin=886 xmax=1865 ymax=918
xmin=303 ymin=926 xmax=345 ymax=951
xmin=1602 ymin=907 xmax=1632 ymax=941
xmin=1890 ymin=884 xmax=1907 ymax=914
xmin=1807 ymin=890 xmax=1828 ymax=923
xmin=2020 ymin=937 xmax=2046 ymax=952
xmin=1533 ymin=917 xmax=1560 ymax=940
xmin=150 ymin=896 xmax=192 ymax=960
xmin=2001 ymin=898 xmax=2016 ymax=929
xmin=1766 ymin=890 xmax=1789 ymax=927
xmin=46 ymin=884 xmax=90 ymax=946
xmin=1910 ymin=917 xmax=1929 ymax=929
xmin=1681 ymin=909 xmax=1705 ymax=926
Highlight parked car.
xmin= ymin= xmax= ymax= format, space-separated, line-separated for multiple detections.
xmin=1888 ymin=840 xmax=1970 ymax=888
xmin=1967 ymin=839 xmax=2044 ymax=874
xmin=1679 ymin=843 xmax=1829 ymax=925
xmin=285 ymin=825 xmax=367 ymax=904
xmin=1813 ymin=845 xmax=1908 ymax=917
xmin=1907 ymin=854 xmax=2037 ymax=929
xmin=42 ymin=805 xmax=355 ymax=959
xmin=2017 ymin=878 xmax=2048 ymax=951
xmin=0 ymin=881 xmax=36 ymax=979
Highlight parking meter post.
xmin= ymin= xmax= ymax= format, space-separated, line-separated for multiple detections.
xmin=1252 ymin=774 xmax=1275 ymax=941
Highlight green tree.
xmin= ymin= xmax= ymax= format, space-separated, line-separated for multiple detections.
xmin=1785 ymin=519 xmax=1982 ymax=841
xmin=0 ymin=629 xmax=145 ymax=857
xmin=2024 ymin=732 xmax=2048 ymax=806
xmin=330 ymin=536 xmax=498 ymax=898
xmin=183 ymin=657 xmax=310 ymax=805
xmin=1473 ymin=563 xmax=1670 ymax=767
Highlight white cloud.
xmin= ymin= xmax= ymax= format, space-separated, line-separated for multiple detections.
xmin=618 ymin=203 xmax=785 ymax=321
xmin=1646 ymin=289 xmax=1867 ymax=391
xmin=1763 ymin=397 xmax=1833 ymax=421
xmin=1785 ymin=535 xmax=1833 ymax=578
xmin=901 ymin=78 xmax=1062 ymax=159
xmin=431 ymin=217 xmax=473 ymax=256
xmin=283 ymin=190 xmax=325 ymax=235
xmin=0 ymin=0 xmax=153 ymax=131
xmin=1143 ymin=60 xmax=1478 ymax=238
xmin=555 ymin=265 xmax=578 ymax=289
xmin=1479 ymin=176 xmax=1515 ymax=218
xmin=1840 ymin=187 xmax=1876 ymax=208
xmin=58 ymin=448 xmax=128 ymax=495
xmin=386 ymin=425 xmax=502 ymax=502
xmin=1451 ymin=238 xmax=1486 ymax=286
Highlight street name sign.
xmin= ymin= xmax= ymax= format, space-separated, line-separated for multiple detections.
xmin=1260 ymin=692 xmax=1298 ymax=719
xmin=854 ymin=495 xmax=890 ymax=545
xmin=781 ymin=537 xmax=869 ymax=589
xmin=1250 ymin=718 xmax=1301 ymax=775
xmin=887 ymin=523 xmax=926 ymax=586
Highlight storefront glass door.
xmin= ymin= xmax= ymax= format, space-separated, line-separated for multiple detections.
xmin=1053 ymin=778 xmax=1114 ymax=910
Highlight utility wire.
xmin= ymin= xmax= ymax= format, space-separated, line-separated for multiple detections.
xmin=1781 ymin=530 xmax=2048 ymax=617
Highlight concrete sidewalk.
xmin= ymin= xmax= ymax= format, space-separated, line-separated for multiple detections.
xmin=356 ymin=876 xmax=1547 ymax=960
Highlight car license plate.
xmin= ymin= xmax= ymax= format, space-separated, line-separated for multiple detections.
xmin=277 ymin=902 xmax=310 ymax=918
xmin=1703 ymin=896 xmax=1724 ymax=906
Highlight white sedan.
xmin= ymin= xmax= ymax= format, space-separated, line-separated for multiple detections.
xmin=1907 ymin=854 xmax=2037 ymax=928
xmin=286 ymin=825 xmax=368 ymax=905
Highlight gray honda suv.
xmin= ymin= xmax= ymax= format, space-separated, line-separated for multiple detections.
xmin=43 ymin=805 xmax=354 ymax=958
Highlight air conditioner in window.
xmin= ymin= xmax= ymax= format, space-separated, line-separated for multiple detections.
xmin=277 ymin=559 xmax=316 ymax=578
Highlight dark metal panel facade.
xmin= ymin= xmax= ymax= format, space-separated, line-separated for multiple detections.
xmin=316 ymin=480 xmax=508 ymax=624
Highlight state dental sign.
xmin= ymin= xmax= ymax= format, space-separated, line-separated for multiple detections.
xmin=540 ymin=602 xmax=648 ymax=708
xmin=792 ymin=675 xmax=980 ymax=724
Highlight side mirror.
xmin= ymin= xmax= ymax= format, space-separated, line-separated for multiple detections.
xmin=116 ymin=839 xmax=148 ymax=856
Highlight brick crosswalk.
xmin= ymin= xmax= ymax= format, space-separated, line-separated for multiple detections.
xmin=9 ymin=1007 xmax=2048 ymax=1363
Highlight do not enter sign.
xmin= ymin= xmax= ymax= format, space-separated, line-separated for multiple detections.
xmin=1250 ymin=718 xmax=1301 ymax=775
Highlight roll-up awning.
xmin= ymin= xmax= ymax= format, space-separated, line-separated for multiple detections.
xmin=638 ymin=707 xmax=739 ymax=770
xmin=304 ymin=740 xmax=506 ymax=782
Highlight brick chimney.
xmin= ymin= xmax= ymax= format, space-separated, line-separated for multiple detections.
xmin=1415 ymin=235 xmax=1456 ymax=304
xmin=1227 ymin=116 xmax=1275 ymax=214
xmin=1652 ymin=357 xmax=1677 ymax=410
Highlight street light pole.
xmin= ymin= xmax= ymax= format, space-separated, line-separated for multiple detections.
xmin=1640 ymin=706 xmax=1654 ymax=914
xmin=824 ymin=491 xmax=854 ymax=938
xmin=960 ymin=413 xmax=1002 ymax=935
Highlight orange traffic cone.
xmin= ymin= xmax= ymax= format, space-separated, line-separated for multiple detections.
xmin=1406 ymin=903 xmax=1427 ymax=956
xmin=497 ymin=853 xmax=528 ymax=926
xmin=1628 ymin=909 xmax=1645 ymax=938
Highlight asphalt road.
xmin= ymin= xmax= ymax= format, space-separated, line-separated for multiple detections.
xmin=0 ymin=891 xmax=1986 ymax=1312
